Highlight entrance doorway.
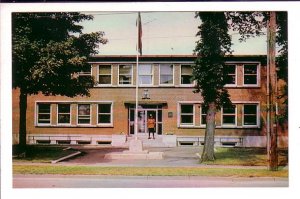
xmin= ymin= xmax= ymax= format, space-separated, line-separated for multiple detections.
xmin=129 ymin=106 xmax=162 ymax=135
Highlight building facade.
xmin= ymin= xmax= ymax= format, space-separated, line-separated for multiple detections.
xmin=12 ymin=55 xmax=288 ymax=147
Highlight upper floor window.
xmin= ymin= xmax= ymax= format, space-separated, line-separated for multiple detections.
xmin=37 ymin=103 xmax=51 ymax=124
xmin=57 ymin=104 xmax=71 ymax=125
xmin=225 ymin=64 xmax=236 ymax=85
xmin=98 ymin=65 xmax=112 ymax=85
xmin=243 ymin=104 xmax=258 ymax=126
xmin=98 ymin=103 xmax=112 ymax=125
xmin=160 ymin=64 xmax=174 ymax=85
xmin=139 ymin=64 xmax=153 ymax=85
xmin=222 ymin=105 xmax=237 ymax=126
xmin=243 ymin=64 xmax=258 ymax=85
xmin=180 ymin=104 xmax=194 ymax=126
xmin=119 ymin=65 xmax=132 ymax=85
xmin=181 ymin=65 xmax=193 ymax=85
xmin=77 ymin=104 xmax=91 ymax=124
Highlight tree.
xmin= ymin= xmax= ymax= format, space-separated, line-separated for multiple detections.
xmin=193 ymin=12 xmax=232 ymax=162
xmin=12 ymin=12 xmax=107 ymax=150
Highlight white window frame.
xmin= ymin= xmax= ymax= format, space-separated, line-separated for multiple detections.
xmin=118 ymin=64 xmax=133 ymax=86
xmin=180 ymin=64 xmax=195 ymax=87
xmin=97 ymin=102 xmax=113 ymax=126
xmin=242 ymin=63 xmax=260 ymax=87
xmin=57 ymin=104 xmax=71 ymax=126
xmin=138 ymin=64 xmax=153 ymax=86
xmin=224 ymin=64 xmax=237 ymax=87
xmin=77 ymin=104 xmax=91 ymax=125
xmin=221 ymin=105 xmax=237 ymax=127
xmin=242 ymin=103 xmax=260 ymax=127
xmin=36 ymin=103 xmax=52 ymax=126
xmin=159 ymin=63 xmax=174 ymax=86
xmin=178 ymin=103 xmax=195 ymax=127
xmin=97 ymin=64 xmax=112 ymax=86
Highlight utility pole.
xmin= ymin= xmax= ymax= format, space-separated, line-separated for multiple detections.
xmin=267 ymin=11 xmax=278 ymax=171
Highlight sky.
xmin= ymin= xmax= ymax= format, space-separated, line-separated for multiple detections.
xmin=80 ymin=11 xmax=268 ymax=55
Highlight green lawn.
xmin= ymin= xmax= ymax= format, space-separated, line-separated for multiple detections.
xmin=13 ymin=165 xmax=288 ymax=177
xmin=13 ymin=145 xmax=77 ymax=163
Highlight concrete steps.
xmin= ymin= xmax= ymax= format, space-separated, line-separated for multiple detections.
xmin=127 ymin=135 xmax=166 ymax=148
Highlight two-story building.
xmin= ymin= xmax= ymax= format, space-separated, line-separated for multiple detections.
xmin=12 ymin=55 xmax=288 ymax=147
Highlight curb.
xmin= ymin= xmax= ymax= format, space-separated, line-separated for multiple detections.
xmin=51 ymin=151 xmax=81 ymax=164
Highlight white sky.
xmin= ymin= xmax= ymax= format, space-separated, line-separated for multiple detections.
xmin=80 ymin=11 xmax=267 ymax=55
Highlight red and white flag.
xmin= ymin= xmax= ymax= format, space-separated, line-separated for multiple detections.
xmin=137 ymin=12 xmax=142 ymax=55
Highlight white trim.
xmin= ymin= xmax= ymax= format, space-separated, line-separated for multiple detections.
xmin=221 ymin=105 xmax=237 ymax=127
xmin=118 ymin=64 xmax=133 ymax=86
xmin=224 ymin=64 xmax=237 ymax=87
xmin=138 ymin=64 xmax=154 ymax=86
xmin=178 ymin=102 xmax=195 ymax=127
xmin=97 ymin=64 xmax=112 ymax=86
xmin=179 ymin=64 xmax=195 ymax=87
xmin=97 ymin=102 xmax=114 ymax=127
xmin=36 ymin=103 xmax=52 ymax=126
xmin=56 ymin=103 xmax=72 ymax=126
xmin=77 ymin=104 xmax=92 ymax=126
xmin=242 ymin=103 xmax=260 ymax=128
xmin=242 ymin=63 xmax=261 ymax=87
xmin=159 ymin=63 xmax=175 ymax=86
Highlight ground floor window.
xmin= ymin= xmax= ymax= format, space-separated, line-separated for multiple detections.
xmin=98 ymin=103 xmax=112 ymax=125
xmin=243 ymin=104 xmax=258 ymax=126
xmin=57 ymin=104 xmax=71 ymax=124
xmin=77 ymin=104 xmax=91 ymax=124
xmin=180 ymin=104 xmax=194 ymax=126
xmin=37 ymin=103 xmax=51 ymax=124
xmin=222 ymin=105 xmax=237 ymax=126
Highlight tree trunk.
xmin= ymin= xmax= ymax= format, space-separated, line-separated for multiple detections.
xmin=201 ymin=102 xmax=216 ymax=162
xmin=18 ymin=88 xmax=27 ymax=151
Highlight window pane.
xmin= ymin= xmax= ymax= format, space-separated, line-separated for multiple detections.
xmin=181 ymin=105 xmax=193 ymax=113
xmin=139 ymin=75 xmax=152 ymax=85
xmin=98 ymin=115 xmax=111 ymax=123
xmin=158 ymin=110 xmax=162 ymax=122
xmin=58 ymin=104 xmax=70 ymax=113
xmin=223 ymin=116 xmax=235 ymax=124
xmin=160 ymin=75 xmax=173 ymax=84
xmin=226 ymin=75 xmax=236 ymax=84
xmin=181 ymin=75 xmax=193 ymax=84
xmin=119 ymin=75 xmax=132 ymax=84
xmin=244 ymin=116 xmax=257 ymax=125
xmin=201 ymin=115 xmax=207 ymax=125
xmin=160 ymin=64 xmax=173 ymax=75
xmin=244 ymin=104 xmax=257 ymax=114
xmin=99 ymin=65 xmax=111 ymax=74
xmin=99 ymin=75 xmax=111 ymax=84
xmin=244 ymin=75 xmax=257 ymax=84
xmin=119 ymin=65 xmax=132 ymax=75
xmin=181 ymin=115 xmax=193 ymax=124
xmin=78 ymin=104 xmax=90 ymax=115
xmin=139 ymin=64 xmax=152 ymax=74
xmin=223 ymin=105 xmax=236 ymax=114
xmin=58 ymin=115 xmax=70 ymax=124
xmin=181 ymin=65 xmax=192 ymax=74
xmin=244 ymin=65 xmax=257 ymax=74
xmin=226 ymin=65 xmax=236 ymax=74
xmin=39 ymin=104 xmax=50 ymax=113
xmin=99 ymin=104 xmax=111 ymax=113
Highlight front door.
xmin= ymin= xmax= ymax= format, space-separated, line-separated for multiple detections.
xmin=129 ymin=108 xmax=162 ymax=135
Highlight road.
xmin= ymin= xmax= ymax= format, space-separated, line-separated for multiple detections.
xmin=13 ymin=174 xmax=288 ymax=188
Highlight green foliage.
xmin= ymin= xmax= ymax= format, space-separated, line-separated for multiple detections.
xmin=193 ymin=12 xmax=232 ymax=109
xmin=12 ymin=12 xmax=107 ymax=97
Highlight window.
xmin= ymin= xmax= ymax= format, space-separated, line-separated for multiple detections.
xmin=37 ymin=104 xmax=51 ymax=124
xmin=119 ymin=65 xmax=132 ymax=85
xmin=98 ymin=104 xmax=112 ymax=125
xmin=180 ymin=104 xmax=194 ymax=125
xmin=244 ymin=64 xmax=258 ymax=85
xmin=243 ymin=104 xmax=258 ymax=126
xmin=98 ymin=65 xmax=112 ymax=85
xmin=181 ymin=65 xmax=193 ymax=85
xmin=57 ymin=104 xmax=71 ymax=124
xmin=200 ymin=106 xmax=208 ymax=126
xmin=160 ymin=64 xmax=173 ymax=85
xmin=78 ymin=104 xmax=91 ymax=124
xmin=139 ymin=64 xmax=153 ymax=85
xmin=225 ymin=64 xmax=236 ymax=85
xmin=222 ymin=105 xmax=236 ymax=126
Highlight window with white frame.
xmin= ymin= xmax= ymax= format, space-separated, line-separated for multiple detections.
xmin=181 ymin=65 xmax=193 ymax=85
xmin=37 ymin=103 xmax=51 ymax=124
xmin=225 ymin=64 xmax=236 ymax=85
xmin=180 ymin=104 xmax=194 ymax=125
xmin=139 ymin=64 xmax=153 ymax=85
xmin=119 ymin=65 xmax=132 ymax=85
xmin=77 ymin=104 xmax=91 ymax=124
xmin=243 ymin=104 xmax=258 ymax=126
xmin=98 ymin=103 xmax=112 ymax=124
xmin=222 ymin=105 xmax=236 ymax=126
xmin=160 ymin=64 xmax=173 ymax=85
xmin=243 ymin=64 xmax=258 ymax=85
xmin=200 ymin=106 xmax=207 ymax=126
xmin=98 ymin=65 xmax=112 ymax=84
xmin=57 ymin=104 xmax=71 ymax=124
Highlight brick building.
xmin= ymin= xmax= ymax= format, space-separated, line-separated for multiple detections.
xmin=12 ymin=55 xmax=288 ymax=147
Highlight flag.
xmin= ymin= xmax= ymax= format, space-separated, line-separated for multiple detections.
xmin=137 ymin=12 xmax=142 ymax=55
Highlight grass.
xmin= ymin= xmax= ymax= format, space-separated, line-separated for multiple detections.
xmin=13 ymin=165 xmax=288 ymax=178
xmin=201 ymin=147 xmax=288 ymax=167
xmin=13 ymin=145 xmax=77 ymax=163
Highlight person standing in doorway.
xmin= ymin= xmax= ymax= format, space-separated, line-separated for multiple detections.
xmin=147 ymin=114 xmax=156 ymax=139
